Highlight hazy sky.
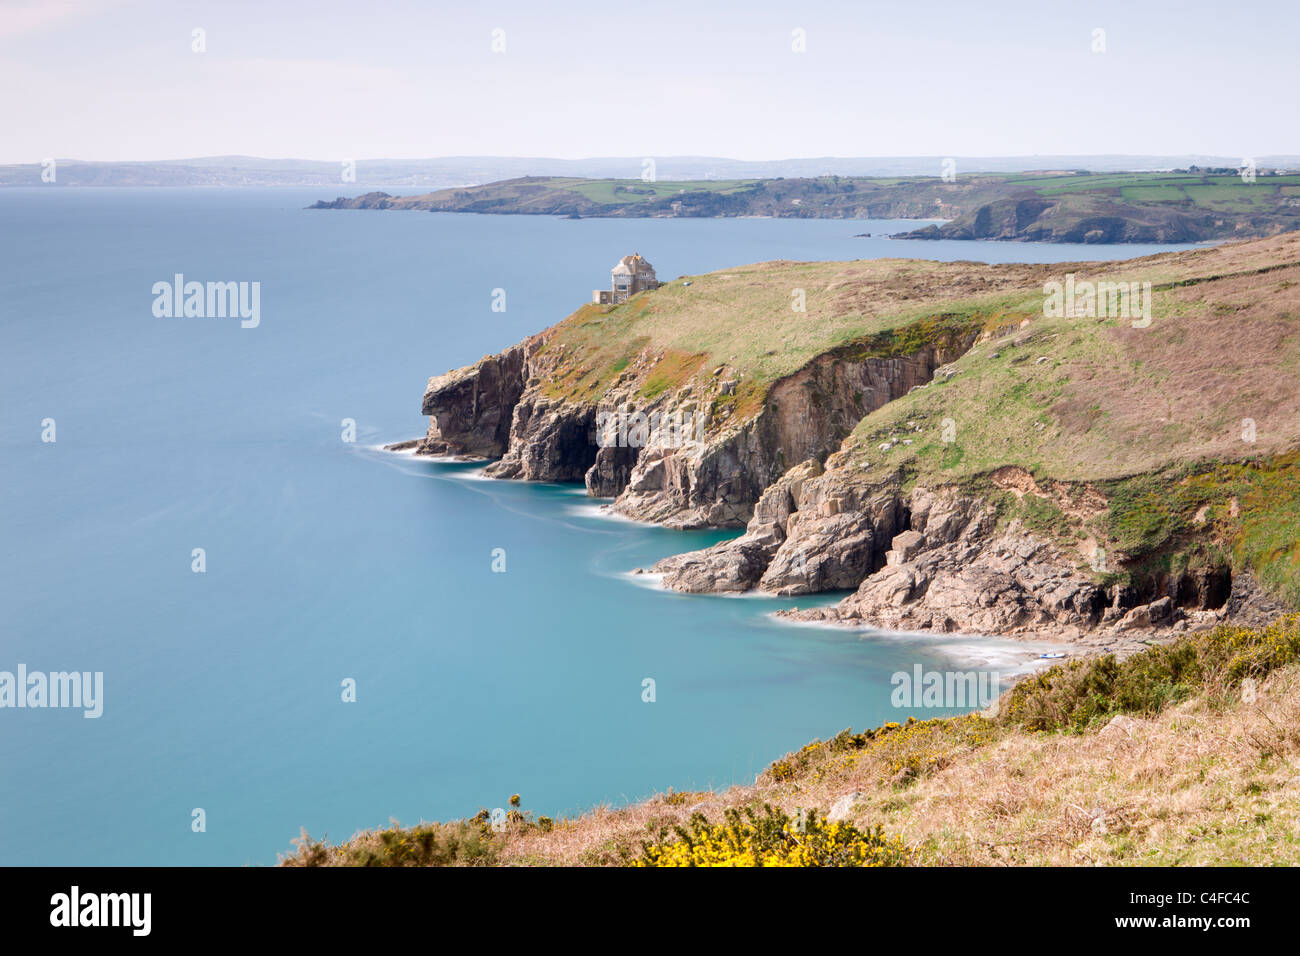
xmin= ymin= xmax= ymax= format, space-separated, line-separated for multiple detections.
xmin=2 ymin=0 xmax=1296 ymax=163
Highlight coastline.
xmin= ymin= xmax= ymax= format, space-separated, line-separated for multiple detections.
xmin=385 ymin=440 xmax=1165 ymax=675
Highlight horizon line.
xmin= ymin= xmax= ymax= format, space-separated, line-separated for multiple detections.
xmin=5 ymin=151 xmax=1300 ymax=167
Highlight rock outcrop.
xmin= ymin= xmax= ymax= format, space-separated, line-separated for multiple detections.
xmin=485 ymin=399 xmax=597 ymax=483
xmin=796 ymin=487 xmax=1110 ymax=636
xmin=652 ymin=460 xmax=825 ymax=592
xmin=651 ymin=451 xmax=1236 ymax=644
xmin=417 ymin=345 xmax=527 ymax=458
xmin=652 ymin=461 xmax=1110 ymax=632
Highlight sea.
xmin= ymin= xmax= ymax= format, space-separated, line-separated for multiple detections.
xmin=0 ymin=186 xmax=1196 ymax=864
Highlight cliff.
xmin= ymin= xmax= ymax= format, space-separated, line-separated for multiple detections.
xmin=398 ymin=233 xmax=1300 ymax=643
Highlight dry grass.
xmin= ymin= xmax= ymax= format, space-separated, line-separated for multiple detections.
xmin=845 ymin=233 xmax=1300 ymax=486
xmin=491 ymin=666 xmax=1300 ymax=866
xmin=899 ymin=672 xmax=1300 ymax=865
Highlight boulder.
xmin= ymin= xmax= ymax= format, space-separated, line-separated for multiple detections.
xmin=828 ymin=792 xmax=866 ymax=822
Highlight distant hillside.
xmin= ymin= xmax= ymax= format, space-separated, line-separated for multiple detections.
xmin=6 ymin=154 xmax=1299 ymax=188
xmin=313 ymin=170 xmax=1300 ymax=243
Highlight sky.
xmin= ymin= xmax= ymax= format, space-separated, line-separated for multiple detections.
xmin=1 ymin=0 xmax=1296 ymax=164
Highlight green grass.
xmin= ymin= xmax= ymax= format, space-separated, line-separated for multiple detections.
xmin=1028 ymin=173 xmax=1203 ymax=196
xmin=554 ymin=178 xmax=759 ymax=204
xmin=1120 ymin=185 xmax=1189 ymax=202
xmin=1006 ymin=172 xmax=1291 ymax=207
xmin=536 ymin=258 xmax=1059 ymax=409
xmin=1185 ymin=184 xmax=1278 ymax=206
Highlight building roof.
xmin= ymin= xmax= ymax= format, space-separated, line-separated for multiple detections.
xmin=612 ymin=253 xmax=654 ymax=275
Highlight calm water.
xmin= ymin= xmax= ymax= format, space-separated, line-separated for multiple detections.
xmin=0 ymin=188 xmax=1195 ymax=865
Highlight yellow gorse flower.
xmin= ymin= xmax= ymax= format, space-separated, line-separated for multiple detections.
xmin=632 ymin=804 xmax=908 ymax=868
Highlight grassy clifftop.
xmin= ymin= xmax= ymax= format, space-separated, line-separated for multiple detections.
xmin=529 ymin=256 xmax=1056 ymax=419
xmin=523 ymin=233 xmax=1300 ymax=436
xmin=443 ymin=234 xmax=1300 ymax=600
xmin=846 ymin=235 xmax=1300 ymax=483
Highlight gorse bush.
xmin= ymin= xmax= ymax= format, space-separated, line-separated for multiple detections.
xmin=281 ymin=794 xmax=553 ymax=867
xmin=632 ymin=804 xmax=908 ymax=867
xmin=1001 ymin=614 xmax=1300 ymax=732
xmin=767 ymin=714 xmax=997 ymax=786
xmin=284 ymin=820 xmax=500 ymax=867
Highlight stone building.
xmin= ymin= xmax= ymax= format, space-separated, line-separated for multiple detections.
xmin=593 ymin=253 xmax=660 ymax=304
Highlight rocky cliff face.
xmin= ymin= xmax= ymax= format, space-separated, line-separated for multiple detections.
xmin=405 ymin=324 xmax=1247 ymax=645
xmin=782 ymin=485 xmax=1111 ymax=637
xmin=895 ymin=195 xmax=1226 ymax=243
xmin=409 ymin=333 xmax=972 ymax=528
xmin=650 ymin=457 xmax=905 ymax=594
xmin=416 ymin=345 xmax=528 ymax=458
xmin=653 ymin=456 xmax=1236 ymax=644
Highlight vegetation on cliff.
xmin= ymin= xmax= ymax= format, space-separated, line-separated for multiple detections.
xmin=527 ymin=256 xmax=1046 ymax=418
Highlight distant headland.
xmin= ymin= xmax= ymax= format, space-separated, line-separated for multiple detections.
xmin=311 ymin=169 xmax=1300 ymax=243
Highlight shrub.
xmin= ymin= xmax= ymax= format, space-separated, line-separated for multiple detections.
xmin=282 ymin=820 xmax=500 ymax=867
xmin=631 ymin=804 xmax=908 ymax=867
xmin=281 ymin=793 xmax=554 ymax=866
xmin=764 ymin=714 xmax=998 ymax=786
xmin=1001 ymin=614 xmax=1300 ymax=732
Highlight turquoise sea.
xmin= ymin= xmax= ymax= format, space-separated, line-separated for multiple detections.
xmin=0 ymin=187 xmax=1196 ymax=864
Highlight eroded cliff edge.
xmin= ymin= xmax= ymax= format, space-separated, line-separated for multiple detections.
xmin=412 ymin=332 xmax=969 ymax=528
xmin=395 ymin=236 xmax=1300 ymax=645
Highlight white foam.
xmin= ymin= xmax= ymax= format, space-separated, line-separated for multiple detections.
xmin=452 ymin=465 xmax=497 ymax=481
xmin=618 ymin=569 xmax=668 ymax=591
xmin=562 ymin=499 xmax=644 ymax=524
xmin=765 ymin=613 xmax=1067 ymax=675
xmin=368 ymin=442 xmax=420 ymax=457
